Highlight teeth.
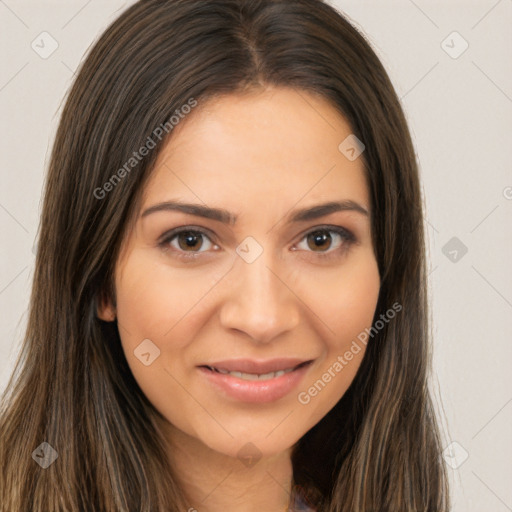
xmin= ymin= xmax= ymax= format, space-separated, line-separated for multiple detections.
xmin=209 ymin=367 xmax=294 ymax=380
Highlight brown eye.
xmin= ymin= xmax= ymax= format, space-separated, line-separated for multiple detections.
xmin=295 ymin=226 xmax=356 ymax=259
xmin=306 ymin=231 xmax=334 ymax=252
xmin=176 ymin=231 xmax=206 ymax=251
xmin=160 ymin=228 xmax=217 ymax=256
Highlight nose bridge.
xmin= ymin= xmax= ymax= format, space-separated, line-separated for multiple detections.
xmin=219 ymin=243 xmax=300 ymax=343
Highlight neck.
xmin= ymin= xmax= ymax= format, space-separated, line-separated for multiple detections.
xmin=162 ymin=422 xmax=294 ymax=512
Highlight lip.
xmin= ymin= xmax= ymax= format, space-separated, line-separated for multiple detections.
xmin=201 ymin=357 xmax=311 ymax=374
xmin=197 ymin=358 xmax=313 ymax=403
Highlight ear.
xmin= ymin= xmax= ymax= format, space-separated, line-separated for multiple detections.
xmin=96 ymin=288 xmax=116 ymax=322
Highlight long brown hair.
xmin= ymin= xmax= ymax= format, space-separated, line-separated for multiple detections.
xmin=0 ymin=0 xmax=450 ymax=510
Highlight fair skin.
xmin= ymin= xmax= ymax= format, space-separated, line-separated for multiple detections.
xmin=98 ymin=87 xmax=380 ymax=512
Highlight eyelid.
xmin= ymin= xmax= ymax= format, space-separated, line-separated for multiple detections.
xmin=158 ymin=225 xmax=217 ymax=245
xmin=294 ymin=224 xmax=355 ymax=244
xmin=292 ymin=224 xmax=356 ymax=261
xmin=157 ymin=226 xmax=218 ymax=260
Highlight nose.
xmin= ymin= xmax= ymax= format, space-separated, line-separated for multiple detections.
xmin=219 ymin=248 xmax=301 ymax=344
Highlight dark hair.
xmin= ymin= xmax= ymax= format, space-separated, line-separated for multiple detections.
xmin=0 ymin=0 xmax=450 ymax=510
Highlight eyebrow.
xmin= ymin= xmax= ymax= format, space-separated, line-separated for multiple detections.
xmin=140 ymin=199 xmax=368 ymax=225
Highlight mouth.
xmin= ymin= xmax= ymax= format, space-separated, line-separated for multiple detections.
xmin=197 ymin=358 xmax=314 ymax=403
xmin=200 ymin=360 xmax=312 ymax=381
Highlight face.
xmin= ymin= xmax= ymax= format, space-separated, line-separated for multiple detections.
xmin=99 ymin=87 xmax=380 ymax=460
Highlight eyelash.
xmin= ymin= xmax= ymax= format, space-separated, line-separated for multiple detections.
xmin=158 ymin=225 xmax=356 ymax=262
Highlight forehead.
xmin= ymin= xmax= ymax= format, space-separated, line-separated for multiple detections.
xmin=141 ymin=87 xmax=369 ymax=215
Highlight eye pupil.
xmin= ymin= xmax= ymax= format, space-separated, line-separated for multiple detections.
xmin=307 ymin=231 xmax=331 ymax=251
xmin=178 ymin=232 xmax=203 ymax=251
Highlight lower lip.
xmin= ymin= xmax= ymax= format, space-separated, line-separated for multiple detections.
xmin=197 ymin=363 xmax=311 ymax=403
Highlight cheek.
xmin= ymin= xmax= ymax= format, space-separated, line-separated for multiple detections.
xmin=296 ymin=251 xmax=381 ymax=346
xmin=112 ymin=253 xmax=214 ymax=428
xmin=113 ymin=250 xmax=226 ymax=348
xmin=331 ymin=262 xmax=380 ymax=345
xmin=112 ymin=251 xmax=232 ymax=410
xmin=294 ymin=252 xmax=380 ymax=417
xmin=112 ymin=244 xmax=381 ymax=454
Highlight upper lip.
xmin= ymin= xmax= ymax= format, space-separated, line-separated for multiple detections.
xmin=200 ymin=358 xmax=313 ymax=374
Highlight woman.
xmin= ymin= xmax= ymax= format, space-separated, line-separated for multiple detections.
xmin=0 ymin=0 xmax=450 ymax=510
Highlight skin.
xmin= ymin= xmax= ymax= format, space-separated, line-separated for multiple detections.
xmin=98 ymin=86 xmax=381 ymax=512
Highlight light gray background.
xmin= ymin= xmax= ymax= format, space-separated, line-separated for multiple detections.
xmin=1 ymin=1 xmax=511 ymax=510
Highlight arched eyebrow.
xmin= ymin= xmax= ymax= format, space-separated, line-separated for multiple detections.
xmin=140 ymin=200 xmax=368 ymax=225
xmin=289 ymin=200 xmax=368 ymax=222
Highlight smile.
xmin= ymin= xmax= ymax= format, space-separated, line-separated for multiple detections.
xmin=205 ymin=365 xmax=297 ymax=380
xmin=197 ymin=359 xmax=314 ymax=403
